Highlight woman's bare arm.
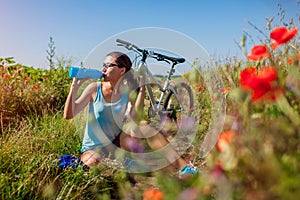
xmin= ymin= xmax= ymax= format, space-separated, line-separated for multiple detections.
xmin=64 ymin=79 xmax=97 ymax=119
xmin=129 ymin=76 xmax=145 ymax=122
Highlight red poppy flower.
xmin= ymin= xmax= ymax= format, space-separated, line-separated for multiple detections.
xmin=4 ymin=74 xmax=11 ymax=79
xmin=240 ymin=66 xmax=281 ymax=101
xmin=247 ymin=45 xmax=270 ymax=61
xmin=287 ymin=55 xmax=300 ymax=64
xmin=287 ymin=57 xmax=293 ymax=65
xmin=33 ymin=85 xmax=39 ymax=90
xmin=221 ymin=87 xmax=230 ymax=94
xmin=270 ymin=27 xmax=298 ymax=49
xmin=216 ymin=130 xmax=236 ymax=152
xmin=198 ymin=86 xmax=203 ymax=91
xmin=25 ymin=77 xmax=29 ymax=84
xmin=143 ymin=188 xmax=164 ymax=200
xmin=211 ymin=96 xmax=216 ymax=101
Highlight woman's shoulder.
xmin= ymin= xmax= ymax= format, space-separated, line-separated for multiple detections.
xmin=84 ymin=82 xmax=99 ymax=93
xmin=89 ymin=81 xmax=100 ymax=87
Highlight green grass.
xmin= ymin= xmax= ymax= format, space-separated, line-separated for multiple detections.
xmin=1 ymin=54 xmax=300 ymax=200
xmin=0 ymin=85 xmax=212 ymax=200
xmin=1 ymin=8 xmax=300 ymax=199
xmin=0 ymin=112 xmax=146 ymax=199
xmin=1 ymin=54 xmax=300 ymax=199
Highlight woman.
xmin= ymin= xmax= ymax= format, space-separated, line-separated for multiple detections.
xmin=64 ymin=51 xmax=197 ymax=176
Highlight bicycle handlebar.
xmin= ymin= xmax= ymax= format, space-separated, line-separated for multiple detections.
xmin=116 ymin=38 xmax=185 ymax=64
xmin=150 ymin=51 xmax=185 ymax=64
xmin=116 ymin=38 xmax=139 ymax=51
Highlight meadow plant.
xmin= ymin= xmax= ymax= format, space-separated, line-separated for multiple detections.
xmin=0 ymin=58 xmax=70 ymax=129
xmin=170 ymin=20 xmax=300 ymax=200
xmin=1 ymin=5 xmax=300 ymax=199
xmin=145 ymin=7 xmax=300 ymax=199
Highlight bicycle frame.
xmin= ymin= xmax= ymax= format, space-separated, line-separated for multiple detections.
xmin=116 ymin=38 xmax=187 ymax=119
xmin=138 ymin=59 xmax=177 ymax=117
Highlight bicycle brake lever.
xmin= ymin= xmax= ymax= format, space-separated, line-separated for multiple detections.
xmin=117 ymin=44 xmax=129 ymax=50
xmin=164 ymin=60 xmax=170 ymax=64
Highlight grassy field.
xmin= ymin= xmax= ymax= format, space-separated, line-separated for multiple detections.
xmin=1 ymin=13 xmax=300 ymax=200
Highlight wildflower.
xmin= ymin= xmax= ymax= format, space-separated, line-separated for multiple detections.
xmin=33 ymin=85 xmax=39 ymax=90
xmin=270 ymin=26 xmax=298 ymax=49
xmin=179 ymin=116 xmax=196 ymax=133
xmin=43 ymin=76 xmax=47 ymax=81
xmin=247 ymin=45 xmax=270 ymax=61
xmin=287 ymin=57 xmax=293 ymax=65
xmin=25 ymin=77 xmax=29 ymax=84
xmin=221 ymin=87 xmax=230 ymax=94
xmin=240 ymin=66 xmax=281 ymax=101
xmin=4 ymin=74 xmax=11 ymax=79
xmin=210 ymin=164 xmax=225 ymax=177
xmin=209 ymin=164 xmax=225 ymax=183
xmin=126 ymin=137 xmax=145 ymax=153
xmin=198 ymin=86 xmax=203 ymax=91
xmin=216 ymin=130 xmax=236 ymax=152
xmin=177 ymin=187 xmax=198 ymax=200
xmin=208 ymin=163 xmax=233 ymax=198
xmin=287 ymin=55 xmax=300 ymax=65
xmin=143 ymin=188 xmax=164 ymax=200
xmin=216 ymin=130 xmax=238 ymax=171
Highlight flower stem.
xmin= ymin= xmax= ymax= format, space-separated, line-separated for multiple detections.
xmin=288 ymin=43 xmax=300 ymax=53
xmin=276 ymin=96 xmax=300 ymax=127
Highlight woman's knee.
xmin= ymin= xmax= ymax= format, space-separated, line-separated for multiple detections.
xmin=119 ymin=132 xmax=132 ymax=151
xmin=80 ymin=150 xmax=102 ymax=168
xmin=120 ymin=132 xmax=145 ymax=152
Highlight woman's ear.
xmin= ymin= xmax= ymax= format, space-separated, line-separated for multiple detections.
xmin=120 ymin=67 xmax=126 ymax=76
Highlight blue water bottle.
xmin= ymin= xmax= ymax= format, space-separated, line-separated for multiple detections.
xmin=69 ymin=66 xmax=103 ymax=79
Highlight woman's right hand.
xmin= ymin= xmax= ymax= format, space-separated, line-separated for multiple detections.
xmin=71 ymin=78 xmax=90 ymax=90
xmin=70 ymin=78 xmax=90 ymax=92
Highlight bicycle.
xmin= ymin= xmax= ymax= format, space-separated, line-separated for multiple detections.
xmin=116 ymin=39 xmax=194 ymax=134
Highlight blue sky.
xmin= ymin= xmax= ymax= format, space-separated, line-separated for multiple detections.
xmin=1 ymin=0 xmax=299 ymax=69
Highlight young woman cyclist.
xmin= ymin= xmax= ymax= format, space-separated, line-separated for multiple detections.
xmin=64 ymin=51 xmax=197 ymax=177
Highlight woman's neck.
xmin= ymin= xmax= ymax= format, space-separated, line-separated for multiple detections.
xmin=106 ymin=81 xmax=115 ymax=90
xmin=104 ymin=80 xmax=123 ymax=95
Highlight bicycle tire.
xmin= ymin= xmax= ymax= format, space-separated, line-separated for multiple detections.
xmin=163 ymin=82 xmax=194 ymax=127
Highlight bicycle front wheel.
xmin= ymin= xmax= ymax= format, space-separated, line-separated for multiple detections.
xmin=163 ymin=82 xmax=194 ymax=132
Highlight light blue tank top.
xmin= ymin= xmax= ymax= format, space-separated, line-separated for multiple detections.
xmin=81 ymin=82 xmax=128 ymax=152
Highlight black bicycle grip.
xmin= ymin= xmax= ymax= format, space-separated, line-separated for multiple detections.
xmin=116 ymin=38 xmax=132 ymax=47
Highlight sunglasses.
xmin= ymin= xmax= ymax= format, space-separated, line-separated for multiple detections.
xmin=102 ymin=63 xmax=121 ymax=69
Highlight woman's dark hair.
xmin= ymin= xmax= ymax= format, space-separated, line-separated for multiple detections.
xmin=106 ymin=52 xmax=132 ymax=72
xmin=106 ymin=51 xmax=138 ymax=92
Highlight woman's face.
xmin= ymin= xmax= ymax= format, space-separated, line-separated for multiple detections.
xmin=102 ymin=55 xmax=126 ymax=82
